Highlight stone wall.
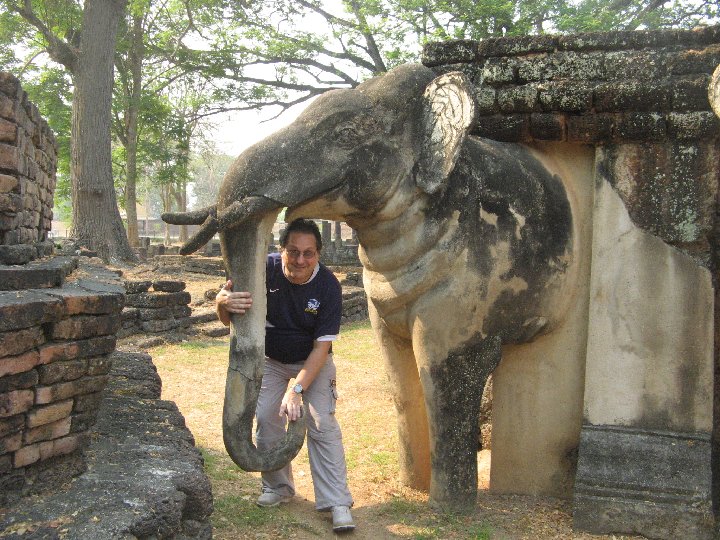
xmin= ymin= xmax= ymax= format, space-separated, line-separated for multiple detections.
xmin=120 ymin=280 xmax=192 ymax=337
xmin=0 ymin=258 xmax=125 ymax=505
xmin=424 ymin=26 xmax=720 ymax=539
xmin=0 ymin=350 xmax=213 ymax=538
xmin=0 ymin=72 xmax=57 ymax=265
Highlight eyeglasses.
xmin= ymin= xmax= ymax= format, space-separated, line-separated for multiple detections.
xmin=284 ymin=249 xmax=318 ymax=260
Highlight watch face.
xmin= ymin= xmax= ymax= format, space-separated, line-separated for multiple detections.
xmin=293 ymin=383 xmax=303 ymax=394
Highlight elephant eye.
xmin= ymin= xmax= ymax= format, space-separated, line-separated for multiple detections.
xmin=334 ymin=124 xmax=361 ymax=148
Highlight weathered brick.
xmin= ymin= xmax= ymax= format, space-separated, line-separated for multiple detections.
xmin=38 ymin=335 xmax=116 ymax=364
xmin=24 ymin=416 xmax=71 ymax=444
xmin=0 ymin=432 xmax=22 ymax=454
xmin=0 ymin=94 xmax=17 ymax=121
xmin=0 ymin=389 xmax=33 ymax=418
xmin=0 ymin=414 xmax=24 ymax=438
xmin=423 ymin=39 xmax=478 ymax=66
xmin=481 ymin=57 xmax=516 ymax=84
xmin=44 ymin=285 xmax=124 ymax=316
xmin=39 ymin=341 xmax=80 ymax=364
xmin=567 ymin=113 xmax=615 ymax=143
xmin=616 ymin=112 xmax=666 ymax=141
xmin=121 ymin=307 xmax=140 ymax=322
xmin=151 ymin=280 xmax=186 ymax=293
xmin=667 ymin=112 xmax=720 ymax=140
xmin=3 ymin=368 xmax=38 ymax=397
xmin=26 ymin=399 xmax=73 ymax=428
xmin=86 ymin=356 xmax=112 ymax=376
xmin=539 ymin=82 xmax=593 ymax=112
xmin=40 ymin=433 xmax=84 ymax=460
xmin=48 ymin=313 xmax=122 ymax=340
xmin=124 ymin=291 xmax=191 ymax=308
xmin=0 ymin=453 xmax=11 ymax=474
xmin=172 ymin=305 xmax=192 ymax=318
xmin=498 ymin=84 xmax=538 ymax=113
xmin=37 ymin=359 xmax=88 ymax=384
xmin=0 ymin=142 xmax=19 ymax=172
xmin=0 ymin=117 xmax=16 ymax=144
xmin=474 ymin=114 xmax=529 ymax=142
xmin=137 ymin=306 xmax=173 ymax=321
xmin=141 ymin=319 xmax=178 ymax=333
xmin=35 ymin=375 xmax=109 ymax=404
xmin=0 ymin=173 xmax=18 ymax=193
xmin=530 ymin=113 xmax=566 ymax=140
xmin=672 ymin=74 xmax=712 ymax=111
xmin=0 ymin=350 xmax=40 ymax=377
xmin=594 ymin=80 xmax=671 ymax=112
xmin=13 ymin=441 xmax=39 ymax=467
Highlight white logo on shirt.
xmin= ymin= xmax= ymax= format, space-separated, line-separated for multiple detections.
xmin=305 ymin=298 xmax=320 ymax=314
xmin=269 ymin=288 xmax=280 ymax=293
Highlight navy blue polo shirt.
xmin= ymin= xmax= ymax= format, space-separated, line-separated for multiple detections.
xmin=265 ymin=253 xmax=342 ymax=364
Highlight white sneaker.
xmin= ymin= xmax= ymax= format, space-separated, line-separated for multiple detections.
xmin=256 ymin=488 xmax=291 ymax=507
xmin=331 ymin=505 xmax=355 ymax=532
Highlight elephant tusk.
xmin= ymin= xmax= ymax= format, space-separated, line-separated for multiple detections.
xmin=179 ymin=213 xmax=219 ymax=255
xmin=161 ymin=204 xmax=217 ymax=225
xmin=216 ymin=196 xmax=283 ymax=231
xmin=175 ymin=196 xmax=280 ymax=256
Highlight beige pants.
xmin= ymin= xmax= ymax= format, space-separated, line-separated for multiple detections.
xmin=255 ymin=355 xmax=353 ymax=510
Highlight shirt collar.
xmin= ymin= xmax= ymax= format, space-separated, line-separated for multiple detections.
xmin=281 ymin=260 xmax=320 ymax=285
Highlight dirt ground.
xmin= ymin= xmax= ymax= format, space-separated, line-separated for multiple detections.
xmin=117 ymin=262 xmax=644 ymax=539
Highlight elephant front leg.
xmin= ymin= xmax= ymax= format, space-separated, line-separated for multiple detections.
xmin=368 ymin=302 xmax=431 ymax=491
xmin=419 ymin=336 xmax=501 ymax=512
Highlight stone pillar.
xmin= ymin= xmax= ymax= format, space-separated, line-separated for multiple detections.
xmin=321 ymin=221 xmax=331 ymax=248
xmin=334 ymin=221 xmax=342 ymax=252
xmin=572 ymin=143 xmax=716 ymax=539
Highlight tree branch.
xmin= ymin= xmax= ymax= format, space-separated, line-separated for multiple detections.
xmin=8 ymin=0 xmax=79 ymax=72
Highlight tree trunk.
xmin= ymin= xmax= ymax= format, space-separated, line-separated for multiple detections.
xmin=70 ymin=0 xmax=135 ymax=262
xmin=124 ymin=12 xmax=144 ymax=248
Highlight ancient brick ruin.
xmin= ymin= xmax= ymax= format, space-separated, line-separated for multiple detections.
xmin=0 ymin=72 xmax=56 ymax=266
xmin=424 ymin=26 xmax=719 ymax=539
xmin=0 ymin=73 xmax=212 ymax=537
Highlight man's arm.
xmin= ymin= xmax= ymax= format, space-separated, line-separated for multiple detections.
xmin=215 ymin=279 xmax=253 ymax=326
xmin=280 ymin=340 xmax=332 ymax=421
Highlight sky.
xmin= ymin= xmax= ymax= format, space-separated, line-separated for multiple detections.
xmin=210 ymin=0 xmax=348 ymax=157
xmin=212 ymin=101 xmax=310 ymax=157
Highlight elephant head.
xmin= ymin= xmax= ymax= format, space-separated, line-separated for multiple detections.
xmin=162 ymin=64 xmax=477 ymax=473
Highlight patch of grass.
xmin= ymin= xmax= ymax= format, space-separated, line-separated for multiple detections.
xmin=213 ymin=495 xmax=321 ymax=536
xmin=376 ymin=497 xmax=493 ymax=539
xmin=201 ymin=448 xmax=242 ymax=482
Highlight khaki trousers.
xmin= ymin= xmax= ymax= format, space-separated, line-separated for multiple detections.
xmin=255 ymin=355 xmax=353 ymax=510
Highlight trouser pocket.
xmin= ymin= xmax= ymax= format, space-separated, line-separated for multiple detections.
xmin=329 ymin=379 xmax=338 ymax=414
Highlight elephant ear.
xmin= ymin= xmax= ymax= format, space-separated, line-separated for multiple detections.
xmin=416 ymin=71 xmax=476 ymax=195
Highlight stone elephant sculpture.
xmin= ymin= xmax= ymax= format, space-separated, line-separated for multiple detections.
xmin=163 ymin=63 xmax=576 ymax=511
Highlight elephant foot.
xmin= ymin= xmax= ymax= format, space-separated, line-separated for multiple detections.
xmin=428 ymin=487 xmax=478 ymax=514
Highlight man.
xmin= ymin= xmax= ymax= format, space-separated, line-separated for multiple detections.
xmin=216 ymin=218 xmax=355 ymax=532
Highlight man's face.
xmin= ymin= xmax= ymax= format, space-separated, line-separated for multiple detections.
xmin=281 ymin=231 xmax=319 ymax=285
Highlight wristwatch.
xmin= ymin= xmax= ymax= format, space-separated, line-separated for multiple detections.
xmin=292 ymin=383 xmax=303 ymax=395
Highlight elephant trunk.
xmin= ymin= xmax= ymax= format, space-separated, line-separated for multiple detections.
xmin=221 ymin=214 xmax=306 ymax=472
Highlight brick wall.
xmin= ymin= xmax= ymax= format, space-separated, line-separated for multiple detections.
xmin=423 ymin=27 xmax=720 ymax=144
xmin=0 ymin=259 xmax=124 ymax=505
xmin=0 ymin=72 xmax=58 ymax=265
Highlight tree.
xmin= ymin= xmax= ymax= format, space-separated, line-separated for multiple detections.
xmin=3 ymin=0 xmax=135 ymax=261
